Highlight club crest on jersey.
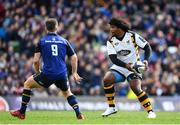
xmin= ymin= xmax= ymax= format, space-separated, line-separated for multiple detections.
xmin=117 ymin=50 xmax=131 ymax=56
xmin=126 ymin=40 xmax=130 ymax=44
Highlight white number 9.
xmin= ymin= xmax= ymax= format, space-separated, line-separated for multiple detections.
xmin=51 ymin=44 xmax=58 ymax=56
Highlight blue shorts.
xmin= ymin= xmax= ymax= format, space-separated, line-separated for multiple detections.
xmin=110 ymin=69 xmax=142 ymax=83
xmin=111 ymin=69 xmax=126 ymax=83
xmin=33 ymin=72 xmax=69 ymax=91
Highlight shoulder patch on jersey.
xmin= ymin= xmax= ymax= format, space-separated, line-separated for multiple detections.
xmin=138 ymin=36 xmax=146 ymax=43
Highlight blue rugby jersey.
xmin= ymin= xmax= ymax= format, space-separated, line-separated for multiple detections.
xmin=35 ymin=32 xmax=75 ymax=80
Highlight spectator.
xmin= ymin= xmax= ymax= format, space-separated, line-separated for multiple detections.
xmin=0 ymin=0 xmax=179 ymax=96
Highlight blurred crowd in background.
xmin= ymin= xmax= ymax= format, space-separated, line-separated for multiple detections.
xmin=0 ymin=0 xmax=179 ymax=97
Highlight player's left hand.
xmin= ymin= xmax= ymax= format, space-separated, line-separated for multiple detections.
xmin=143 ymin=60 xmax=148 ymax=71
xmin=72 ymin=73 xmax=83 ymax=84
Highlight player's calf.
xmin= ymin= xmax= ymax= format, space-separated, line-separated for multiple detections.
xmin=66 ymin=95 xmax=84 ymax=119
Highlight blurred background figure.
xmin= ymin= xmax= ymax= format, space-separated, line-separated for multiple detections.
xmin=0 ymin=0 xmax=179 ymax=97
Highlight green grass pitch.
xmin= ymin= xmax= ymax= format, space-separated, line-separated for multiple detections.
xmin=0 ymin=111 xmax=180 ymax=124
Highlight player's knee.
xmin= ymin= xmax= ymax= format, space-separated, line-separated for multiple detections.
xmin=129 ymin=82 xmax=142 ymax=95
xmin=103 ymin=76 xmax=113 ymax=87
xmin=24 ymin=76 xmax=36 ymax=89
xmin=62 ymin=89 xmax=72 ymax=98
xmin=24 ymin=80 xmax=33 ymax=89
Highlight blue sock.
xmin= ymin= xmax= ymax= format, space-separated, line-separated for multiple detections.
xmin=20 ymin=89 xmax=32 ymax=114
xmin=67 ymin=95 xmax=81 ymax=115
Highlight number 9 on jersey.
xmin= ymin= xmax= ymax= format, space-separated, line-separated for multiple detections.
xmin=51 ymin=44 xmax=58 ymax=56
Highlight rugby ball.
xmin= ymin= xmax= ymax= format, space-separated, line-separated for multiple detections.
xmin=133 ymin=61 xmax=145 ymax=73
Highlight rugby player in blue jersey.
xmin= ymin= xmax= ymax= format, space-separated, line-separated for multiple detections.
xmin=10 ymin=18 xmax=84 ymax=120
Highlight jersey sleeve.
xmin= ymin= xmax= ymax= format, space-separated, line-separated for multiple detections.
xmin=135 ymin=33 xmax=148 ymax=48
xmin=66 ymin=41 xmax=75 ymax=57
xmin=35 ymin=41 xmax=41 ymax=53
xmin=107 ymin=41 xmax=116 ymax=55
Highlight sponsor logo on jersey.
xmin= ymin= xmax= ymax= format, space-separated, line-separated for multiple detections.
xmin=117 ymin=50 xmax=131 ymax=56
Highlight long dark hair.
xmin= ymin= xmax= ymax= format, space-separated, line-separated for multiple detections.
xmin=109 ymin=18 xmax=131 ymax=31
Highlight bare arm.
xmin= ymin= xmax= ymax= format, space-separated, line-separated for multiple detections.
xmin=70 ymin=54 xmax=78 ymax=74
xmin=142 ymin=43 xmax=152 ymax=70
xmin=70 ymin=54 xmax=82 ymax=83
xmin=143 ymin=43 xmax=152 ymax=61
xmin=33 ymin=52 xmax=41 ymax=73
xmin=66 ymin=40 xmax=82 ymax=83
xmin=109 ymin=54 xmax=134 ymax=71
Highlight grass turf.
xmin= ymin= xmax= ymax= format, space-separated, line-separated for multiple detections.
xmin=0 ymin=111 xmax=180 ymax=124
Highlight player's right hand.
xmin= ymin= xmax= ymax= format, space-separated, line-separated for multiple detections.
xmin=72 ymin=73 xmax=83 ymax=84
xmin=125 ymin=63 xmax=134 ymax=72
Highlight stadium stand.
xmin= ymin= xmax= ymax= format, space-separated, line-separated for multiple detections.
xmin=0 ymin=0 xmax=179 ymax=96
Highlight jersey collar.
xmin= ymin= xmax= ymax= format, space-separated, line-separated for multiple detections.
xmin=47 ymin=32 xmax=58 ymax=36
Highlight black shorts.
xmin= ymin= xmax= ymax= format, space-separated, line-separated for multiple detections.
xmin=33 ymin=72 xmax=69 ymax=91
